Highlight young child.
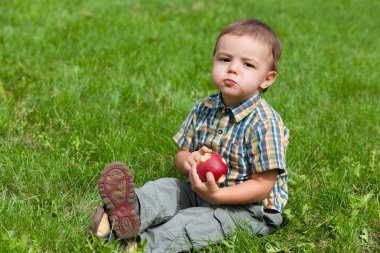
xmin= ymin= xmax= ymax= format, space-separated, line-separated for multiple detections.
xmin=89 ymin=18 xmax=289 ymax=252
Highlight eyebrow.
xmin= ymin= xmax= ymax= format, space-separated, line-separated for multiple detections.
xmin=216 ymin=51 xmax=259 ymax=64
xmin=215 ymin=51 xmax=231 ymax=57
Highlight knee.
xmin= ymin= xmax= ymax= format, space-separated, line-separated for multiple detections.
xmin=155 ymin=177 xmax=182 ymax=184
xmin=154 ymin=177 xmax=188 ymax=189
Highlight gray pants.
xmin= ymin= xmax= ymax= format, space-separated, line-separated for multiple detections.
xmin=135 ymin=178 xmax=282 ymax=253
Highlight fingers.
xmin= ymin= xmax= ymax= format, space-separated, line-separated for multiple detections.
xmin=190 ymin=164 xmax=201 ymax=183
xmin=205 ymin=172 xmax=219 ymax=191
xmin=185 ymin=159 xmax=196 ymax=170
xmin=190 ymin=165 xmax=220 ymax=204
xmin=205 ymin=172 xmax=216 ymax=185
xmin=193 ymin=152 xmax=202 ymax=162
xmin=185 ymin=154 xmax=198 ymax=172
xmin=184 ymin=162 xmax=192 ymax=173
xmin=189 ymin=147 xmax=212 ymax=168
xmin=199 ymin=146 xmax=213 ymax=155
xmin=189 ymin=164 xmax=200 ymax=190
xmin=188 ymin=165 xmax=194 ymax=184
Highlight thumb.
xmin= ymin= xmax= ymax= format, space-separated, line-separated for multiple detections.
xmin=200 ymin=146 xmax=212 ymax=155
xmin=205 ymin=172 xmax=216 ymax=185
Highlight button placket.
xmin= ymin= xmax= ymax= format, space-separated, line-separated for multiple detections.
xmin=217 ymin=110 xmax=230 ymax=137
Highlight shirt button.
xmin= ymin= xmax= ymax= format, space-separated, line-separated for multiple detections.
xmin=218 ymin=129 xmax=223 ymax=135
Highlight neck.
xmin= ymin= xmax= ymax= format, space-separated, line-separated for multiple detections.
xmin=221 ymin=93 xmax=260 ymax=107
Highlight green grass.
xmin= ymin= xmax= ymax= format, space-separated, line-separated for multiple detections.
xmin=1 ymin=0 xmax=379 ymax=252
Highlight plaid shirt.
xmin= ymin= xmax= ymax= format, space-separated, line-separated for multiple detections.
xmin=173 ymin=93 xmax=289 ymax=212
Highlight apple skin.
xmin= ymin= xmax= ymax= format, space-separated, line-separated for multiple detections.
xmin=196 ymin=153 xmax=228 ymax=184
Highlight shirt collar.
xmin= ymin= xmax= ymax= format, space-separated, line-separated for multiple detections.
xmin=204 ymin=93 xmax=261 ymax=122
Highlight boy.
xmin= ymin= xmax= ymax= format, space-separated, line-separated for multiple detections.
xmin=90 ymin=18 xmax=289 ymax=252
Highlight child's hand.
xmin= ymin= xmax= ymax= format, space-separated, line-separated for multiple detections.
xmin=183 ymin=146 xmax=212 ymax=173
xmin=189 ymin=162 xmax=221 ymax=204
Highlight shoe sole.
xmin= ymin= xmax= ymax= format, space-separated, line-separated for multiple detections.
xmin=98 ymin=162 xmax=140 ymax=239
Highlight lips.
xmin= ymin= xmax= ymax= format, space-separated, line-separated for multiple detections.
xmin=223 ymin=79 xmax=237 ymax=86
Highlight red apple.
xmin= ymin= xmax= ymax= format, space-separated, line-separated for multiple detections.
xmin=196 ymin=153 xmax=228 ymax=184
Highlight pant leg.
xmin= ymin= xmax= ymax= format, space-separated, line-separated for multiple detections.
xmin=135 ymin=178 xmax=199 ymax=232
xmin=140 ymin=203 xmax=282 ymax=253
xmin=139 ymin=206 xmax=220 ymax=253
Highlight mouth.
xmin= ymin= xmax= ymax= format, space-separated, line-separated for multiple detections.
xmin=223 ymin=79 xmax=237 ymax=86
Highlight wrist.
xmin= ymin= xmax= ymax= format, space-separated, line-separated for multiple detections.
xmin=208 ymin=187 xmax=224 ymax=204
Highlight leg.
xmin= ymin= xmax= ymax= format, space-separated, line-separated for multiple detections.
xmin=136 ymin=177 xmax=199 ymax=231
xmin=140 ymin=205 xmax=227 ymax=253
xmin=140 ymin=204 xmax=282 ymax=253
xmin=97 ymin=162 xmax=199 ymax=238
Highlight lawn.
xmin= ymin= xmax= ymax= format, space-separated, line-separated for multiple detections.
xmin=0 ymin=0 xmax=379 ymax=252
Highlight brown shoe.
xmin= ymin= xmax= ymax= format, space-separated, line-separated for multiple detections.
xmin=98 ymin=162 xmax=141 ymax=239
xmin=89 ymin=206 xmax=115 ymax=241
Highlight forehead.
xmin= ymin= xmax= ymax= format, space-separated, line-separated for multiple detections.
xmin=215 ymin=34 xmax=272 ymax=61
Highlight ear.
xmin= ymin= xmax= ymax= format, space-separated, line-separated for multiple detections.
xmin=259 ymin=71 xmax=277 ymax=90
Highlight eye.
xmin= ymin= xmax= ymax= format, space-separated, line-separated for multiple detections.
xmin=244 ymin=62 xmax=255 ymax=68
xmin=217 ymin=57 xmax=230 ymax=62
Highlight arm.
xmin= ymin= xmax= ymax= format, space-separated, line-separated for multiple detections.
xmin=175 ymin=146 xmax=213 ymax=176
xmin=189 ymin=165 xmax=278 ymax=204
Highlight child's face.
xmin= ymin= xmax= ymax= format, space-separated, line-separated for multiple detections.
xmin=212 ymin=34 xmax=276 ymax=106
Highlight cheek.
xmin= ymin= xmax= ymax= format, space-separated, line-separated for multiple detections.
xmin=211 ymin=66 xmax=223 ymax=84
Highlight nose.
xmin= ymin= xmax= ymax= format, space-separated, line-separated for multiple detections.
xmin=228 ymin=60 xmax=239 ymax=74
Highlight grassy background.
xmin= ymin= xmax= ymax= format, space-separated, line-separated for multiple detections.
xmin=1 ymin=0 xmax=379 ymax=252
